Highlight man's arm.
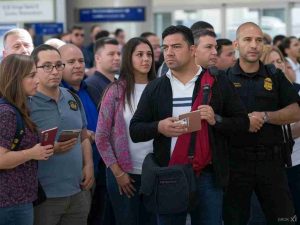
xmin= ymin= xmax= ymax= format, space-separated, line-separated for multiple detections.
xmin=251 ymin=103 xmax=300 ymax=126
xmin=267 ymin=103 xmax=300 ymax=125
xmin=80 ymin=128 xmax=94 ymax=190
xmin=212 ymin=75 xmax=250 ymax=133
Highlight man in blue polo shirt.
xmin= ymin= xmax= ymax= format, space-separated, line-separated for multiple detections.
xmin=29 ymin=44 xmax=94 ymax=225
xmin=59 ymin=43 xmax=111 ymax=225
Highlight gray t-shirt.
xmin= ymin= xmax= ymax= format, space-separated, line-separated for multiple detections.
xmin=28 ymin=87 xmax=87 ymax=198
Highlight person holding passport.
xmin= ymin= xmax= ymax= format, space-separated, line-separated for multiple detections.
xmin=29 ymin=44 xmax=94 ymax=225
xmin=0 ymin=54 xmax=54 ymax=225
xmin=130 ymin=25 xmax=249 ymax=225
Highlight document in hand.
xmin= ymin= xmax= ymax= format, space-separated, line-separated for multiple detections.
xmin=178 ymin=110 xmax=202 ymax=133
xmin=40 ymin=127 xmax=58 ymax=146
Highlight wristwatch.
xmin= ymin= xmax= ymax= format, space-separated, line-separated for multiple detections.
xmin=263 ymin=112 xmax=269 ymax=123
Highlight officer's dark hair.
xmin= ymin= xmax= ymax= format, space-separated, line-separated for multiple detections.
xmin=140 ymin=32 xmax=156 ymax=39
xmin=216 ymin=38 xmax=232 ymax=56
xmin=192 ymin=29 xmax=216 ymax=45
xmin=273 ymin=34 xmax=285 ymax=46
xmin=190 ymin=21 xmax=214 ymax=32
xmin=162 ymin=25 xmax=194 ymax=46
xmin=31 ymin=44 xmax=61 ymax=64
xmin=95 ymin=30 xmax=110 ymax=41
xmin=279 ymin=36 xmax=297 ymax=57
xmin=94 ymin=37 xmax=119 ymax=53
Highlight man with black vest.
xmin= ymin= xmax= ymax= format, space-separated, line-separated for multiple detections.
xmin=224 ymin=22 xmax=300 ymax=225
xmin=130 ymin=25 xmax=249 ymax=225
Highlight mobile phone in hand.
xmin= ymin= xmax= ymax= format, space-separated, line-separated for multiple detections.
xmin=58 ymin=129 xmax=81 ymax=142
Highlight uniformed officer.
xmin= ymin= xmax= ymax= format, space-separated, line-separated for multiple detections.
xmin=224 ymin=22 xmax=300 ymax=225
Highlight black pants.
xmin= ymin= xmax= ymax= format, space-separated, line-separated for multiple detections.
xmin=224 ymin=148 xmax=295 ymax=225
xmin=88 ymin=161 xmax=115 ymax=225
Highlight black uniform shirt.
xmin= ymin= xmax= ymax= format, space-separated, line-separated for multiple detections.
xmin=227 ymin=60 xmax=300 ymax=147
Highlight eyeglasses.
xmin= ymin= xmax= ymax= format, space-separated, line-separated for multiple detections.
xmin=75 ymin=33 xmax=84 ymax=37
xmin=36 ymin=63 xmax=65 ymax=73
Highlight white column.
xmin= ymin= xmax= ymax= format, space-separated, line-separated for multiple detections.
xmin=55 ymin=0 xmax=67 ymax=32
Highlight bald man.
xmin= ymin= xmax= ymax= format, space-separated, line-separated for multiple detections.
xmin=224 ymin=22 xmax=300 ymax=225
xmin=3 ymin=28 xmax=34 ymax=57
xmin=59 ymin=44 xmax=107 ymax=225
xmin=59 ymin=44 xmax=99 ymax=175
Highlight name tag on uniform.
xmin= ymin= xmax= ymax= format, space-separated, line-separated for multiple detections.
xmin=233 ymin=82 xmax=242 ymax=88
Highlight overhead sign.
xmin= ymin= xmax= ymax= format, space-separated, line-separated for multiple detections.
xmin=79 ymin=7 xmax=145 ymax=22
xmin=31 ymin=23 xmax=63 ymax=35
xmin=0 ymin=1 xmax=54 ymax=23
xmin=0 ymin=24 xmax=17 ymax=36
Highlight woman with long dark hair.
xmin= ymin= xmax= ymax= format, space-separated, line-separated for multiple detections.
xmin=0 ymin=54 xmax=54 ymax=225
xmin=95 ymin=37 xmax=156 ymax=225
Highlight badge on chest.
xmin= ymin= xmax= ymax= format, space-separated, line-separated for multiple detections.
xmin=68 ymin=100 xmax=78 ymax=111
xmin=264 ymin=77 xmax=272 ymax=91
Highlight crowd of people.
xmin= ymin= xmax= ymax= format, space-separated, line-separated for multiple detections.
xmin=1 ymin=19 xmax=300 ymax=225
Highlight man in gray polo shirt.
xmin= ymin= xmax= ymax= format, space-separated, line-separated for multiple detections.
xmin=29 ymin=44 xmax=94 ymax=225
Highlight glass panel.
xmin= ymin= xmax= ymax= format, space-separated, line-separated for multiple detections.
xmin=154 ymin=13 xmax=172 ymax=37
xmin=226 ymin=7 xmax=286 ymax=40
xmin=173 ymin=9 xmax=221 ymax=37
xmin=226 ymin=7 xmax=259 ymax=40
xmin=292 ymin=7 xmax=300 ymax=37
xmin=262 ymin=8 xmax=286 ymax=37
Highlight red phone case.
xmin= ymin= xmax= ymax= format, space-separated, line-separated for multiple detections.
xmin=40 ymin=127 xmax=58 ymax=146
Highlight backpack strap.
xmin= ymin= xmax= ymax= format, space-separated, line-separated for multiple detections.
xmin=0 ymin=98 xmax=25 ymax=150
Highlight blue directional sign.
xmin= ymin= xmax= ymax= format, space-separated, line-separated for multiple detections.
xmin=0 ymin=24 xmax=16 ymax=36
xmin=32 ymin=23 xmax=64 ymax=35
xmin=79 ymin=7 xmax=145 ymax=22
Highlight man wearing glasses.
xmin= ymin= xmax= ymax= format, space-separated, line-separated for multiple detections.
xmin=29 ymin=44 xmax=94 ymax=225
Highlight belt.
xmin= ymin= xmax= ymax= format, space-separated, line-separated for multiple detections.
xmin=231 ymin=145 xmax=282 ymax=161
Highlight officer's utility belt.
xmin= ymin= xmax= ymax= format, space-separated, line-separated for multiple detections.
xmin=232 ymin=145 xmax=282 ymax=161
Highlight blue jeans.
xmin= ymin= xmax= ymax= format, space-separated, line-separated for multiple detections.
xmin=0 ymin=203 xmax=33 ymax=225
xmin=106 ymin=168 xmax=157 ymax=225
xmin=158 ymin=168 xmax=223 ymax=225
